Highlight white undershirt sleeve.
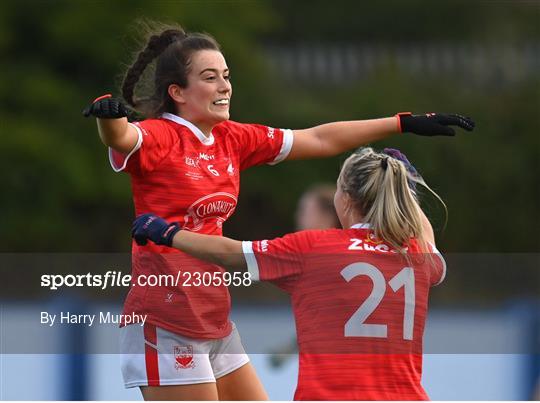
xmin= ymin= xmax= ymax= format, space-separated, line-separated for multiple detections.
xmin=241 ymin=241 xmax=260 ymax=281
xmin=429 ymin=242 xmax=447 ymax=286
xmin=268 ymin=129 xmax=293 ymax=165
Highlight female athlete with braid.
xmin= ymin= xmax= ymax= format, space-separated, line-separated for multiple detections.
xmin=83 ymin=21 xmax=473 ymax=401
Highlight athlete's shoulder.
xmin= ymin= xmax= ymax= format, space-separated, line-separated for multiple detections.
xmin=306 ymin=228 xmax=357 ymax=250
xmin=215 ymin=119 xmax=272 ymax=135
xmin=216 ymin=119 xmax=243 ymax=130
xmin=260 ymin=229 xmax=326 ymax=253
xmin=289 ymin=228 xmax=346 ymax=247
xmin=134 ymin=117 xmax=181 ymax=135
xmin=406 ymin=238 xmax=423 ymax=253
xmin=406 ymin=238 xmax=439 ymax=254
xmin=309 ymin=227 xmax=357 ymax=240
xmin=135 ymin=117 xmax=169 ymax=127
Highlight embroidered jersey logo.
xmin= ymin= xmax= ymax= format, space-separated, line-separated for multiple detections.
xmin=174 ymin=345 xmax=195 ymax=369
xmin=267 ymin=127 xmax=275 ymax=139
xmin=165 ymin=293 xmax=173 ymax=303
xmin=260 ymin=240 xmax=269 ymax=252
xmin=184 ymin=192 xmax=237 ymax=231
xmin=199 ymin=153 xmax=215 ymax=161
xmin=185 ymin=156 xmax=200 ymax=168
xmin=182 ymin=154 xmax=204 ymax=180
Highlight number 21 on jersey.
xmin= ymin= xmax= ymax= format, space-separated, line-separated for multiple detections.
xmin=341 ymin=262 xmax=415 ymax=340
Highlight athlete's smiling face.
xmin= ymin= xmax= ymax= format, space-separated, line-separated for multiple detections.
xmin=169 ymin=49 xmax=232 ymax=135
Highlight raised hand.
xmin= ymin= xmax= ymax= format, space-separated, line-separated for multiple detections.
xmin=82 ymin=94 xmax=129 ymax=119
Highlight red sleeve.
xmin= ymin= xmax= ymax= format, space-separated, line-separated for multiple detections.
xmin=428 ymin=243 xmax=446 ymax=286
xmin=108 ymin=119 xmax=178 ymax=175
xmin=242 ymin=230 xmax=322 ymax=292
xmin=223 ymin=120 xmax=294 ymax=171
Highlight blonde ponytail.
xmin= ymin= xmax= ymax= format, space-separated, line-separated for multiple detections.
xmin=338 ymin=148 xmax=445 ymax=254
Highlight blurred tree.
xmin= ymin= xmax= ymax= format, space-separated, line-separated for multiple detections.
xmin=1 ymin=0 xmax=280 ymax=251
xmin=2 ymin=0 xmax=539 ymax=264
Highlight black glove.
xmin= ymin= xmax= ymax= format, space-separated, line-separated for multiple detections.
xmin=82 ymin=94 xmax=129 ymax=119
xmin=397 ymin=112 xmax=475 ymax=136
xmin=132 ymin=213 xmax=181 ymax=247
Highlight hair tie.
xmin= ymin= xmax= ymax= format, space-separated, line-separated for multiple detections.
xmin=172 ymin=33 xmax=186 ymax=43
xmin=382 ymin=148 xmax=420 ymax=191
xmin=381 ymin=157 xmax=388 ymax=170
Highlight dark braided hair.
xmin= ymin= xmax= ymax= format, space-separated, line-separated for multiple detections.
xmin=121 ymin=22 xmax=221 ymax=118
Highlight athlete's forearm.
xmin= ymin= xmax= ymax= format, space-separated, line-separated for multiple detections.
xmin=97 ymin=117 xmax=128 ymax=145
xmin=290 ymin=117 xmax=399 ymax=159
xmin=317 ymin=117 xmax=398 ymax=155
xmin=172 ymin=231 xmax=247 ymax=271
xmin=96 ymin=117 xmax=139 ymax=153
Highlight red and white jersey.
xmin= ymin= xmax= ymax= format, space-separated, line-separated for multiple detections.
xmin=110 ymin=112 xmax=293 ymax=339
xmin=242 ymin=223 xmax=445 ymax=401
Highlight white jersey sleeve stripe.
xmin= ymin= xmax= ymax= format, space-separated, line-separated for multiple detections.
xmin=429 ymin=242 xmax=447 ymax=286
xmin=268 ymin=129 xmax=293 ymax=165
xmin=242 ymin=241 xmax=260 ymax=281
xmin=108 ymin=123 xmax=143 ymax=172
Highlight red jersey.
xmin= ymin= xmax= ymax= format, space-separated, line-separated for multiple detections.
xmin=110 ymin=113 xmax=293 ymax=338
xmin=242 ymin=223 xmax=446 ymax=400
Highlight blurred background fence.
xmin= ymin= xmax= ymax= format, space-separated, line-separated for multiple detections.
xmin=266 ymin=43 xmax=540 ymax=85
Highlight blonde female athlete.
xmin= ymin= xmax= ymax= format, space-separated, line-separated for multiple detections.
xmin=133 ymin=147 xmax=447 ymax=400
xmin=84 ymin=21 xmax=473 ymax=401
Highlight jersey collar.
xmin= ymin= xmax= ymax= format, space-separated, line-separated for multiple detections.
xmin=161 ymin=113 xmax=215 ymax=146
xmin=350 ymin=223 xmax=371 ymax=229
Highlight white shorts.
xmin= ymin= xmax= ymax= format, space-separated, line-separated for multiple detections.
xmin=120 ymin=322 xmax=250 ymax=388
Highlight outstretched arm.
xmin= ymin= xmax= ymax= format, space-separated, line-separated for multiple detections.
xmin=131 ymin=214 xmax=246 ymax=270
xmin=287 ymin=112 xmax=475 ymax=160
xmin=289 ymin=117 xmax=397 ymax=159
